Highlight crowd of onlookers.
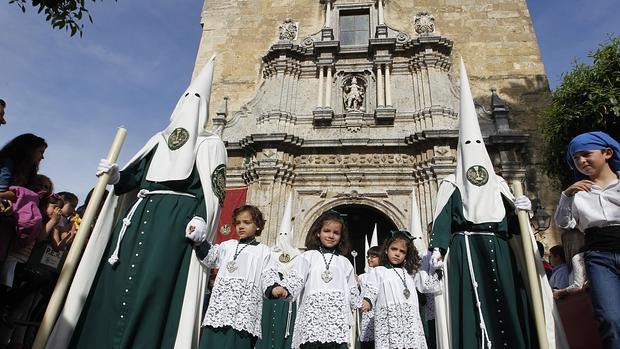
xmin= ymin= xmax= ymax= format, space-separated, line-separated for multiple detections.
xmin=0 ymin=111 xmax=98 ymax=348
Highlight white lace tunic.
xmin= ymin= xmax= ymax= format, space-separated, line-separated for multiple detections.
xmin=364 ymin=266 xmax=441 ymax=349
xmin=358 ymin=272 xmax=375 ymax=342
xmin=201 ymin=239 xmax=279 ymax=338
xmin=280 ymin=250 xmax=362 ymax=349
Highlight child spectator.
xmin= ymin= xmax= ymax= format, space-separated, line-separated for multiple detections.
xmin=272 ymin=210 xmax=363 ymax=349
xmin=53 ymin=192 xmax=79 ymax=250
xmin=549 ymin=245 xmax=569 ymax=289
xmin=555 ymin=131 xmax=620 ymax=348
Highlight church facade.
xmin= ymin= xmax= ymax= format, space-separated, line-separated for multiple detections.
xmin=193 ymin=0 xmax=552 ymax=251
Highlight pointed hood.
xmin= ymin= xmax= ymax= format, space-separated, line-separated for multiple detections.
xmin=370 ymin=223 xmax=378 ymax=248
xmin=409 ymin=189 xmax=427 ymax=251
xmin=273 ymin=193 xmax=300 ymax=268
xmin=364 ymin=234 xmax=370 ymax=273
xmin=455 ymin=59 xmax=505 ymax=223
xmin=146 ymin=55 xmax=216 ymax=182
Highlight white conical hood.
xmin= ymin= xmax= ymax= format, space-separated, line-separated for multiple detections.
xmin=455 ymin=59 xmax=505 ymax=223
xmin=409 ymin=188 xmax=427 ymax=251
xmin=273 ymin=193 xmax=300 ymax=270
xmin=370 ymin=224 xmax=378 ymax=247
xmin=146 ymin=55 xmax=216 ymax=182
xmin=364 ymin=234 xmax=370 ymax=273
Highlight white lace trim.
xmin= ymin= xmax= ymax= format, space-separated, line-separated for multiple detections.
xmin=360 ymin=309 xmax=375 ymax=342
xmin=261 ymin=267 xmax=280 ymax=292
xmin=349 ymin=285 xmax=363 ymax=309
xmin=420 ymin=272 xmax=442 ymax=294
xmin=280 ymin=269 xmax=304 ymax=299
xmin=374 ymin=303 xmax=428 ymax=349
xmin=293 ymin=290 xmax=350 ymax=348
xmin=203 ymin=243 xmax=220 ymax=268
xmin=202 ymin=276 xmax=263 ymax=337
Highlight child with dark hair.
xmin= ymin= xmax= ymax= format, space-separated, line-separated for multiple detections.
xmin=548 ymin=245 xmax=568 ymax=289
xmin=53 ymin=192 xmax=79 ymax=250
xmin=271 ymin=210 xmax=363 ymax=349
xmin=361 ymin=231 xmax=441 ymax=348
xmin=555 ymin=131 xmax=620 ymax=348
xmin=198 ymin=204 xmax=279 ymax=349
xmin=358 ymin=245 xmax=382 ymax=348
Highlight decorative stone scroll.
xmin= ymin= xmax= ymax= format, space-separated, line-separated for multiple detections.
xmin=414 ymin=12 xmax=435 ymax=35
xmin=278 ymin=18 xmax=299 ymax=41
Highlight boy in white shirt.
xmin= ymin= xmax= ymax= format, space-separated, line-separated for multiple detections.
xmin=555 ymin=131 xmax=620 ymax=349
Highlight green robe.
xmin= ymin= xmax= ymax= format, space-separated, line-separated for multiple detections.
xmin=429 ymin=189 xmax=537 ymax=349
xmin=255 ymin=296 xmax=297 ymax=349
xmin=69 ymin=150 xmax=206 ymax=349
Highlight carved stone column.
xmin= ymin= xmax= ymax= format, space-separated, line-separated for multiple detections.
xmin=376 ymin=64 xmax=384 ymax=107
xmin=377 ymin=0 xmax=384 ymax=25
xmin=385 ymin=64 xmax=392 ymax=106
xmin=325 ymin=66 xmax=333 ymax=108
xmin=317 ymin=66 xmax=324 ymax=107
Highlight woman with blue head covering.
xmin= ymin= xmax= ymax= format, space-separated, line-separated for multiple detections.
xmin=555 ymin=131 xmax=620 ymax=349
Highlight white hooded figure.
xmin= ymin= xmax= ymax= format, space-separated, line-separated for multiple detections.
xmin=47 ymin=56 xmax=228 ymax=349
xmin=429 ymin=59 xmax=567 ymax=349
xmin=255 ymin=193 xmax=300 ymax=349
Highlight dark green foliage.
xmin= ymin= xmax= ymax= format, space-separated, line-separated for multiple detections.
xmin=540 ymin=36 xmax=620 ymax=188
xmin=8 ymin=0 xmax=114 ymax=37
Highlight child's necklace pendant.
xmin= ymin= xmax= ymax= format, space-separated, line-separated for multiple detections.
xmin=226 ymin=260 xmax=238 ymax=273
xmin=403 ymin=288 xmax=411 ymax=299
xmin=321 ymin=270 xmax=333 ymax=283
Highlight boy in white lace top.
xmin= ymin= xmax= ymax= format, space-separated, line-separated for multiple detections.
xmin=358 ymin=245 xmax=382 ymax=348
xmin=197 ymin=205 xmax=280 ymax=348
xmin=554 ymin=131 xmax=620 ymax=349
xmin=361 ymin=231 xmax=441 ymax=349
xmin=271 ymin=210 xmax=364 ymax=349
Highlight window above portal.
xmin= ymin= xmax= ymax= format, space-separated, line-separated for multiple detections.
xmin=339 ymin=10 xmax=369 ymax=47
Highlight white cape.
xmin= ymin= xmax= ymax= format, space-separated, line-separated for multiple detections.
xmin=432 ymin=174 xmax=568 ymax=349
xmin=46 ymin=132 xmax=227 ymax=349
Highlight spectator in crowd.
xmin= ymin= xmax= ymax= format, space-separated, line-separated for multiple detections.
xmin=553 ymin=230 xmax=587 ymax=300
xmin=0 ymin=135 xmax=47 ymax=290
xmin=537 ymin=240 xmax=553 ymax=278
xmin=549 ymin=245 xmax=569 ymax=289
xmin=555 ymin=131 xmax=620 ymax=348
xmin=0 ymin=99 xmax=6 ymax=126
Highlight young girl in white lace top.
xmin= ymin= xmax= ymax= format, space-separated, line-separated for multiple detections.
xmin=198 ymin=205 xmax=280 ymax=349
xmin=271 ymin=211 xmax=363 ymax=349
xmin=361 ymin=231 xmax=442 ymax=349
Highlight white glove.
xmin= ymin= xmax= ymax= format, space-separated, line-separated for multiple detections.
xmin=430 ymin=248 xmax=443 ymax=272
xmin=513 ymin=195 xmax=532 ymax=211
xmin=185 ymin=216 xmax=207 ymax=244
xmin=96 ymin=158 xmax=120 ymax=185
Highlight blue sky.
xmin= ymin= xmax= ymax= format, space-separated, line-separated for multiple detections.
xmin=0 ymin=0 xmax=617 ymax=203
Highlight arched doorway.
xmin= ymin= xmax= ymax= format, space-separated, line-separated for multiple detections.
xmin=332 ymin=204 xmax=397 ymax=274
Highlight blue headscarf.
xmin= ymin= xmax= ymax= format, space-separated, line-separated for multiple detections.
xmin=566 ymin=131 xmax=620 ymax=179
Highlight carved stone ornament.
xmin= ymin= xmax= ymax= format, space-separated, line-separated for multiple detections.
xmin=343 ymin=76 xmax=365 ymax=112
xmin=414 ymin=12 xmax=435 ymax=35
xmin=278 ymin=18 xmax=298 ymax=41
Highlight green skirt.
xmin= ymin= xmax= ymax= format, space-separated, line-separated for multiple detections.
xmin=199 ymin=326 xmax=257 ymax=349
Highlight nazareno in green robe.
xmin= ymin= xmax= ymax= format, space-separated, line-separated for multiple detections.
xmin=68 ymin=149 xmax=215 ymax=349
xmin=429 ymin=188 xmax=537 ymax=349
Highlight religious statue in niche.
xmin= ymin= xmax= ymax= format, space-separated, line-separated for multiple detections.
xmin=343 ymin=77 xmax=365 ymax=112
xmin=414 ymin=11 xmax=435 ymax=35
xmin=278 ymin=18 xmax=298 ymax=41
